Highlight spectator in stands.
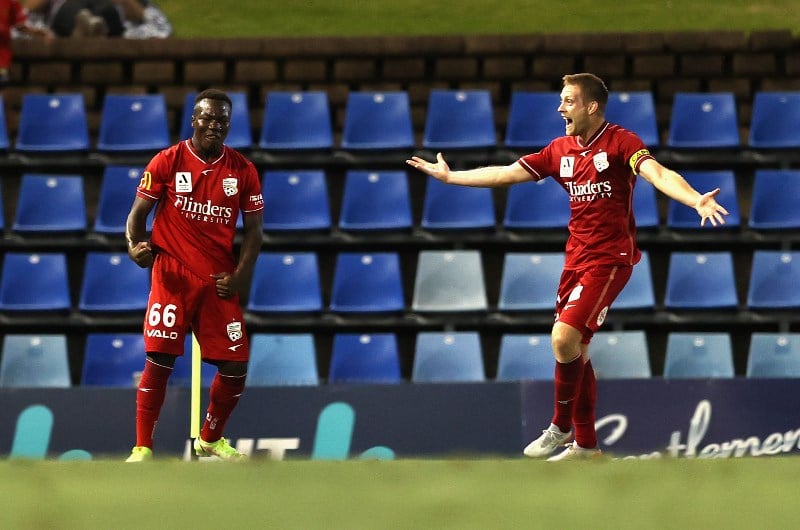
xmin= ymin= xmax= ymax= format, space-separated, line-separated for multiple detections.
xmin=115 ymin=0 xmax=171 ymax=39
xmin=0 ymin=0 xmax=54 ymax=83
xmin=21 ymin=0 xmax=170 ymax=38
xmin=124 ymin=89 xmax=264 ymax=462
xmin=407 ymin=73 xmax=728 ymax=461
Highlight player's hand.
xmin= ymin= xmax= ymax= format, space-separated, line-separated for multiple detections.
xmin=406 ymin=152 xmax=451 ymax=182
xmin=127 ymin=241 xmax=153 ymax=268
xmin=695 ymin=188 xmax=729 ymax=227
xmin=212 ymin=272 xmax=238 ymax=299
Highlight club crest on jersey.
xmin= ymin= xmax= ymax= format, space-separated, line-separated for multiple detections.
xmin=222 ymin=177 xmax=238 ymax=197
xmin=175 ymin=172 xmax=192 ymax=192
xmin=560 ymin=156 xmax=575 ymax=179
xmin=227 ymin=321 xmax=243 ymax=342
xmin=593 ymin=152 xmax=609 ymax=173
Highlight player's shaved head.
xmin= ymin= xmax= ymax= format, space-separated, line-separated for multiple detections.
xmin=194 ymin=88 xmax=232 ymax=115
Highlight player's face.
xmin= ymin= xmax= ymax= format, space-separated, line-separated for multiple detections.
xmin=558 ymin=84 xmax=591 ymax=138
xmin=191 ymin=99 xmax=231 ymax=155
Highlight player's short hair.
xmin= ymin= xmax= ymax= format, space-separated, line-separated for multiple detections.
xmin=562 ymin=73 xmax=608 ymax=112
xmin=194 ymin=89 xmax=232 ymax=111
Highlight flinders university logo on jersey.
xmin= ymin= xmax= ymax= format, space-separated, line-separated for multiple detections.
xmin=222 ymin=177 xmax=238 ymax=197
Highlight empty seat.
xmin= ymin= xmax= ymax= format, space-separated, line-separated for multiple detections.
xmin=179 ymin=91 xmax=252 ymax=149
xmin=614 ymin=251 xmax=655 ymax=310
xmin=12 ymin=174 xmax=86 ymax=233
xmin=747 ymin=333 xmax=800 ymax=378
xmin=663 ymin=332 xmax=735 ymax=379
xmin=496 ymin=334 xmax=555 ymax=381
xmin=0 ymin=334 xmax=71 ymax=387
xmin=412 ymin=332 xmax=485 ymax=383
xmin=749 ymin=169 xmax=800 ymax=230
xmin=423 ymin=89 xmax=496 ymax=149
xmin=79 ymin=252 xmax=151 ymax=312
xmin=15 ymin=93 xmax=89 ymax=152
xmin=633 ymin=178 xmax=659 ymax=229
xmin=590 ymin=331 xmax=651 ymax=379
xmin=339 ymin=170 xmax=412 ymax=231
xmin=259 ymin=91 xmax=333 ymax=150
xmin=0 ymin=95 xmax=10 ymax=150
xmin=498 ymin=252 xmax=564 ymax=311
xmin=94 ymin=166 xmax=152 ymax=234
xmin=97 ymin=94 xmax=170 ymax=152
xmin=605 ymin=91 xmax=660 ymax=148
xmin=341 ymin=91 xmax=414 ymax=150
xmin=261 ymin=170 xmax=331 ymax=230
xmin=503 ymin=179 xmax=570 ymax=229
xmin=504 ymin=91 xmax=564 ymax=149
xmin=0 ymin=252 xmax=71 ymax=311
xmin=421 ymin=176 xmax=495 ymax=229
xmin=247 ymin=252 xmax=322 ymax=313
xmin=0 ymin=183 xmax=4 ymax=230
xmin=81 ymin=333 xmax=145 ymax=386
xmin=747 ymin=251 xmax=800 ymax=310
xmin=667 ymin=170 xmax=740 ymax=229
xmin=664 ymin=251 xmax=738 ymax=310
xmin=667 ymin=92 xmax=740 ymax=149
xmin=748 ymin=91 xmax=800 ymax=149
xmin=248 ymin=333 xmax=319 ymax=386
xmin=412 ymin=250 xmax=488 ymax=312
xmin=329 ymin=333 xmax=402 ymax=384
xmin=330 ymin=252 xmax=404 ymax=313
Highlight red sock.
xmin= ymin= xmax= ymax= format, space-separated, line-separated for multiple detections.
xmin=573 ymin=360 xmax=598 ymax=449
xmin=200 ymin=373 xmax=246 ymax=443
xmin=551 ymin=355 xmax=585 ymax=433
xmin=135 ymin=358 xmax=172 ymax=448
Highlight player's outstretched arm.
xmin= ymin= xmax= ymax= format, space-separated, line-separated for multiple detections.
xmin=406 ymin=152 xmax=531 ymax=187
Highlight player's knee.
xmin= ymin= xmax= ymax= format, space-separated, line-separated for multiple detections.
xmin=551 ymin=328 xmax=582 ymax=363
xmin=217 ymin=360 xmax=248 ymax=378
xmin=146 ymin=352 xmax=177 ymax=368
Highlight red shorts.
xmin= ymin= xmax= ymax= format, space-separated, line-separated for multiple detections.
xmin=143 ymin=252 xmax=249 ymax=362
xmin=554 ymin=264 xmax=633 ymax=345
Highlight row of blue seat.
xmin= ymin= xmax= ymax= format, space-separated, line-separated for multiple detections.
xmin=0 ymin=249 xmax=797 ymax=313
xmin=4 ymin=89 xmax=800 ymax=152
xmin=1 ymin=330 xmax=798 ymax=388
xmin=4 ymin=167 xmax=800 ymax=234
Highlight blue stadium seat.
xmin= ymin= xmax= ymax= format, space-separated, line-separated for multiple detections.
xmin=0 ymin=252 xmax=71 ymax=311
xmin=0 ymin=183 xmax=4 ymax=230
xmin=0 ymin=95 xmax=10 ymax=150
xmin=170 ymin=335 xmax=217 ymax=387
xmin=503 ymin=178 xmax=570 ymax=229
xmin=614 ymin=251 xmax=655 ymax=310
xmin=412 ymin=332 xmax=485 ymax=383
xmin=633 ymin=178 xmax=659 ymax=229
xmin=0 ymin=334 xmax=71 ymax=388
xmin=667 ymin=170 xmax=740 ymax=229
xmin=667 ymin=92 xmax=740 ymax=149
xmin=664 ymin=251 xmax=738 ymax=310
xmin=14 ymin=93 xmax=89 ymax=152
xmin=590 ymin=331 xmax=651 ymax=379
xmin=412 ymin=250 xmax=488 ymax=312
xmin=341 ymin=91 xmax=414 ymax=150
xmin=79 ymin=252 xmax=151 ymax=312
xmin=747 ymin=333 xmax=800 ymax=378
xmin=329 ymin=333 xmax=402 ymax=384
xmin=179 ymin=91 xmax=253 ymax=149
xmin=748 ymin=91 xmax=800 ymax=149
xmin=421 ymin=176 xmax=495 ymax=229
xmin=423 ymin=89 xmax=496 ymax=149
xmin=248 ymin=334 xmax=319 ymax=386
xmin=496 ymin=334 xmax=555 ymax=381
xmin=81 ymin=333 xmax=145 ymax=387
xmin=261 ymin=170 xmax=331 ymax=230
xmin=747 ymin=251 xmax=800 ymax=310
xmin=749 ymin=169 xmax=800 ymax=230
xmin=94 ymin=166 xmax=153 ymax=234
xmin=330 ymin=252 xmax=404 ymax=313
xmin=339 ymin=170 xmax=412 ymax=231
xmin=663 ymin=332 xmax=735 ymax=379
xmin=259 ymin=91 xmax=333 ymax=150
xmin=97 ymin=94 xmax=170 ymax=152
xmin=247 ymin=252 xmax=322 ymax=313
xmin=504 ymin=91 xmax=564 ymax=149
xmin=605 ymin=91 xmax=660 ymax=148
xmin=12 ymin=174 xmax=86 ymax=233
xmin=498 ymin=252 xmax=564 ymax=311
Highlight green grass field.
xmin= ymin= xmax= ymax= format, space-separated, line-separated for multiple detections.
xmin=2 ymin=457 xmax=798 ymax=529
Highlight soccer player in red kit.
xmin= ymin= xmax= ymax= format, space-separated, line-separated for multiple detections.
xmin=125 ymin=88 xmax=264 ymax=461
xmin=407 ymin=73 xmax=728 ymax=460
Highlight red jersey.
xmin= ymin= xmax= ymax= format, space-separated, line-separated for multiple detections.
xmin=136 ymin=140 xmax=264 ymax=279
xmin=518 ymin=122 xmax=654 ymax=270
xmin=0 ymin=0 xmax=27 ymax=68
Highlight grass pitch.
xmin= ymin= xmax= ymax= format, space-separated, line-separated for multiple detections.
xmin=2 ymin=457 xmax=798 ymax=529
